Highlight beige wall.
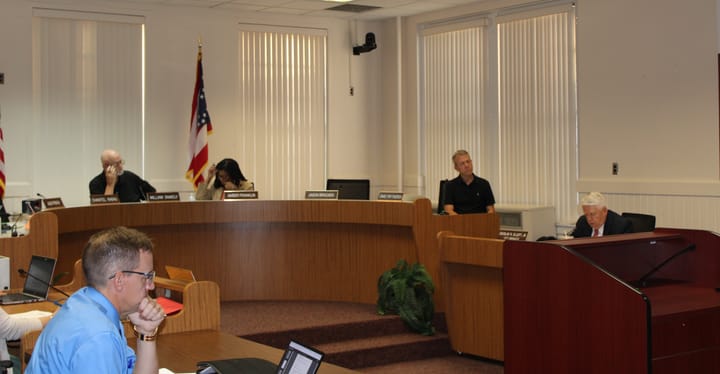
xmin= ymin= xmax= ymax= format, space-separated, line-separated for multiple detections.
xmin=0 ymin=0 xmax=388 ymax=207
xmin=2 ymin=0 xmax=720 ymax=231
xmin=398 ymin=0 xmax=720 ymax=231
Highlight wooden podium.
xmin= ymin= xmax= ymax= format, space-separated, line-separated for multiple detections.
xmin=504 ymin=229 xmax=720 ymax=374
xmin=438 ymin=231 xmax=505 ymax=361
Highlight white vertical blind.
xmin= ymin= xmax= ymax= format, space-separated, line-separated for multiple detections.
xmin=421 ymin=23 xmax=488 ymax=207
xmin=237 ymin=27 xmax=327 ymax=200
xmin=420 ymin=3 xmax=577 ymax=224
xmin=32 ymin=10 xmax=144 ymax=207
xmin=497 ymin=8 xmax=577 ymax=223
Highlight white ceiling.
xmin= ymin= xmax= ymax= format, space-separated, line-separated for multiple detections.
xmin=122 ymin=0 xmax=483 ymax=20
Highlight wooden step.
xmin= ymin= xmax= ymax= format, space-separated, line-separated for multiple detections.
xmin=317 ymin=332 xmax=452 ymax=369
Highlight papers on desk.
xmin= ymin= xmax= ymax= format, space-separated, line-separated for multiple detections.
xmin=11 ymin=310 xmax=52 ymax=319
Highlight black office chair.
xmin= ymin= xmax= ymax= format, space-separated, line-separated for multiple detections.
xmin=0 ymin=360 xmax=12 ymax=374
xmin=621 ymin=212 xmax=656 ymax=233
xmin=437 ymin=179 xmax=449 ymax=214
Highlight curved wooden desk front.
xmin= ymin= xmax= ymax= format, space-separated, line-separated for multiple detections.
xmin=0 ymin=213 xmax=58 ymax=290
xmin=48 ymin=199 xmax=499 ymax=309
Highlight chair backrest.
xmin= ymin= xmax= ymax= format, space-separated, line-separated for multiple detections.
xmin=437 ymin=179 xmax=449 ymax=214
xmin=56 ymin=259 xmax=86 ymax=294
xmin=21 ymin=330 xmax=41 ymax=371
xmin=621 ymin=212 xmax=656 ymax=233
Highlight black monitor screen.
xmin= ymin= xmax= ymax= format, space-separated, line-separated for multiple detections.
xmin=326 ymin=179 xmax=370 ymax=200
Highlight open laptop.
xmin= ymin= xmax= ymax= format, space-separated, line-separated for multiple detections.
xmin=197 ymin=340 xmax=324 ymax=374
xmin=0 ymin=255 xmax=56 ymax=305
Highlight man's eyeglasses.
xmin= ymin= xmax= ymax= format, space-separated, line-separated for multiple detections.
xmin=109 ymin=270 xmax=156 ymax=282
xmin=104 ymin=159 xmax=125 ymax=167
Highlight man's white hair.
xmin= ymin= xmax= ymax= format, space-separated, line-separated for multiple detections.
xmin=580 ymin=191 xmax=607 ymax=208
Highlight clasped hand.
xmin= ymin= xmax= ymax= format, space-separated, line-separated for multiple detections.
xmin=128 ymin=297 xmax=165 ymax=334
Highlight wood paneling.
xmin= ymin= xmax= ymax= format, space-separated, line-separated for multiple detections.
xmin=439 ymin=232 xmax=505 ymax=360
xmin=0 ymin=213 xmax=58 ymax=289
xmin=48 ymin=199 xmax=499 ymax=309
xmin=503 ymin=229 xmax=720 ymax=373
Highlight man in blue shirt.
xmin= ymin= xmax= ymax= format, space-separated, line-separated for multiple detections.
xmin=443 ymin=150 xmax=496 ymax=215
xmin=27 ymin=226 xmax=166 ymax=373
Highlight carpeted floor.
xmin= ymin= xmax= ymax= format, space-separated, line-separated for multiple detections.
xmin=220 ymin=300 xmax=504 ymax=373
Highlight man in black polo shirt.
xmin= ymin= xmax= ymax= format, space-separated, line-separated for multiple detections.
xmin=443 ymin=150 xmax=495 ymax=215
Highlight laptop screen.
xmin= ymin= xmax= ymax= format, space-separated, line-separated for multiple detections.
xmin=277 ymin=340 xmax=323 ymax=374
xmin=24 ymin=255 xmax=56 ymax=298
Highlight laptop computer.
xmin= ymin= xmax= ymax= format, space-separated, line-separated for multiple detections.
xmin=0 ymin=255 xmax=56 ymax=305
xmin=197 ymin=340 xmax=324 ymax=374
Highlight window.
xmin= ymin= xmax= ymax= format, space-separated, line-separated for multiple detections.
xmin=420 ymin=2 xmax=577 ymax=222
xmin=237 ymin=26 xmax=327 ymax=200
xmin=32 ymin=9 xmax=144 ymax=207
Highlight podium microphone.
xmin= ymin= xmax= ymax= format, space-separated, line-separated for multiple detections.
xmin=138 ymin=185 xmax=147 ymax=201
xmin=18 ymin=269 xmax=71 ymax=298
xmin=36 ymin=193 xmax=47 ymax=199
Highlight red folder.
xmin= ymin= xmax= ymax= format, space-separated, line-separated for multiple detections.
xmin=156 ymin=296 xmax=183 ymax=315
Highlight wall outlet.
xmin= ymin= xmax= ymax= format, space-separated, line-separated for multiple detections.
xmin=0 ymin=73 xmax=4 ymax=84
xmin=612 ymin=162 xmax=618 ymax=175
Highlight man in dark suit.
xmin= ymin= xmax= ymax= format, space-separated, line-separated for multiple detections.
xmin=572 ymin=192 xmax=633 ymax=237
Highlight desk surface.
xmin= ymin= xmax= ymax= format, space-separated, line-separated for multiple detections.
xmin=8 ymin=300 xmax=356 ymax=373
xmin=129 ymin=330 xmax=358 ymax=374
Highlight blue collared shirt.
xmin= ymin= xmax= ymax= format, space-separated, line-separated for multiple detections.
xmin=26 ymin=286 xmax=136 ymax=373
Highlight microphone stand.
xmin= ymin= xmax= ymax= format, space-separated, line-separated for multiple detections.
xmin=18 ymin=269 xmax=71 ymax=298
xmin=9 ymin=213 xmax=23 ymax=237
xmin=636 ymin=243 xmax=696 ymax=287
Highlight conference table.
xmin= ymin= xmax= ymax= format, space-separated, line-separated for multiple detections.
xmin=129 ymin=330 xmax=357 ymax=374
xmin=7 ymin=282 xmax=357 ymax=373
xmin=33 ymin=198 xmax=499 ymax=310
xmin=5 ymin=305 xmax=356 ymax=373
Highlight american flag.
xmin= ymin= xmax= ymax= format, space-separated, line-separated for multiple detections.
xmin=185 ymin=47 xmax=213 ymax=189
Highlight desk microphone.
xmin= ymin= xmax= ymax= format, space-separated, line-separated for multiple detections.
xmin=18 ymin=269 xmax=71 ymax=298
xmin=138 ymin=185 xmax=147 ymax=201
xmin=9 ymin=213 xmax=23 ymax=237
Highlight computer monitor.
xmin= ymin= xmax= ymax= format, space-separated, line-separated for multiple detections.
xmin=0 ymin=198 xmax=8 ymax=223
xmin=437 ymin=179 xmax=449 ymax=214
xmin=325 ymin=179 xmax=370 ymax=200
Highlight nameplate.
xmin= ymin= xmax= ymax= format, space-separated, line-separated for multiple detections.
xmin=42 ymin=197 xmax=65 ymax=209
xmin=305 ymin=190 xmax=338 ymax=200
xmin=499 ymin=230 xmax=528 ymax=241
xmin=222 ymin=190 xmax=258 ymax=200
xmin=377 ymin=191 xmax=404 ymax=201
xmin=146 ymin=192 xmax=180 ymax=202
xmin=90 ymin=194 xmax=120 ymax=204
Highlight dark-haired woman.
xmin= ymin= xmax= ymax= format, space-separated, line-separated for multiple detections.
xmin=195 ymin=158 xmax=253 ymax=200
